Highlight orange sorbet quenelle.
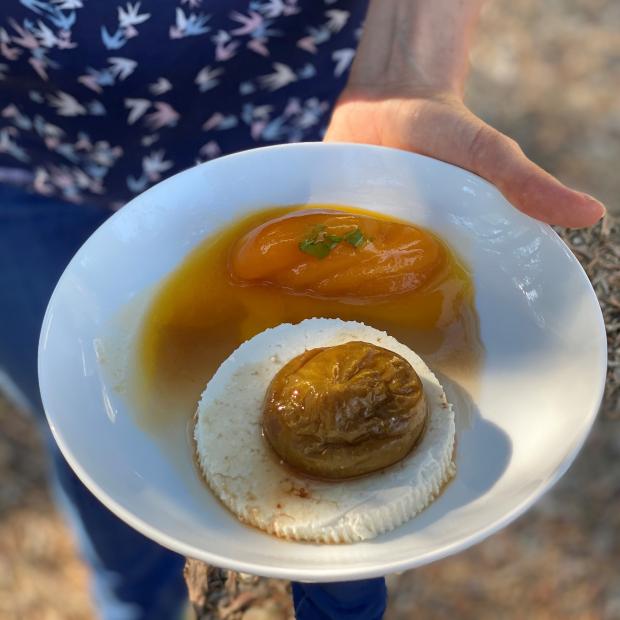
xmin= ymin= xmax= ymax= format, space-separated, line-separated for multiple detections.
xmin=230 ymin=210 xmax=446 ymax=300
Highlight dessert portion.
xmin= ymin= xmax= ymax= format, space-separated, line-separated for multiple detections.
xmin=194 ymin=318 xmax=455 ymax=544
xmin=263 ymin=341 xmax=428 ymax=479
xmin=137 ymin=205 xmax=475 ymax=542
xmin=230 ymin=210 xmax=446 ymax=300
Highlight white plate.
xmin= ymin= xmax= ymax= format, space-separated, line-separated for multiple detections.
xmin=39 ymin=143 xmax=606 ymax=582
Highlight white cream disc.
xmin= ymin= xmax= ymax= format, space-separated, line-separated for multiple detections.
xmin=195 ymin=318 xmax=455 ymax=543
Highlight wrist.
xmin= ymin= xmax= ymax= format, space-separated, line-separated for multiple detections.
xmin=346 ymin=0 xmax=484 ymax=100
xmin=337 ymin=82 xmax=463 ymax=105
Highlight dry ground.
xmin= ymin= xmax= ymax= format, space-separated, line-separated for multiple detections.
xmin=1 ymin=1 xmax=619 ymax=618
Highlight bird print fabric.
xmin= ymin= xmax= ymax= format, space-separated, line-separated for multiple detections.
xmin=0 ymin=0 xmax=368 ymax=208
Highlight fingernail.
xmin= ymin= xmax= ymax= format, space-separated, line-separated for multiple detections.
xmin=581 ymin=194 xmax=606 ymax=219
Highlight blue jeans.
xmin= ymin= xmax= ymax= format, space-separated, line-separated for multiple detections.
xmin=0 ymin=184 xmax=387 ymax=620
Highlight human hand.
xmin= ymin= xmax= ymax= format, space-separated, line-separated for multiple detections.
xmin=325 ymin=91 xmax=605 ymax=228
xmin=324 ymin=0 xmax=605 ymax=228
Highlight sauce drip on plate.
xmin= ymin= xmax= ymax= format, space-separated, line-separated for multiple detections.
xmin=135 ymin=206 xmax=482 ymax=431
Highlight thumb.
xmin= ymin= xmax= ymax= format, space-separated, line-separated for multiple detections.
xmin=411 ymin=105 xmax=606 ymax=228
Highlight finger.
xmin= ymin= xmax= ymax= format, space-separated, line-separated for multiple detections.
xmin=398 ymin=102 xmax=606 ymax=228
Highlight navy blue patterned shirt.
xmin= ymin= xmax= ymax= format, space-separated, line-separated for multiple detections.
xmin=0 ymin=0 xmax=368 ymax=208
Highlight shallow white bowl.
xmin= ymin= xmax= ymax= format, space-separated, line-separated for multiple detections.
xmin=39 ymin=143 xmax=606 ymax=581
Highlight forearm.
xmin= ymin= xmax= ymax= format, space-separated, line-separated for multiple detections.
xmin=349 ymin=0 xmax=486 ymax=97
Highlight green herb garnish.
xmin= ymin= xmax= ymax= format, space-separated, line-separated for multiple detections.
xmin=344 ymin=227 xmax=366 ymax=248
xmin=299 ymin=224 xmax=366 ymax=259
xmin=299 ymin=237 xmax=338 ymax=259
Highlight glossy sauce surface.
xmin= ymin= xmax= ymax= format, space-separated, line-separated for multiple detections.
xmin=136 ymin=206 xmax=482 ymax=430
